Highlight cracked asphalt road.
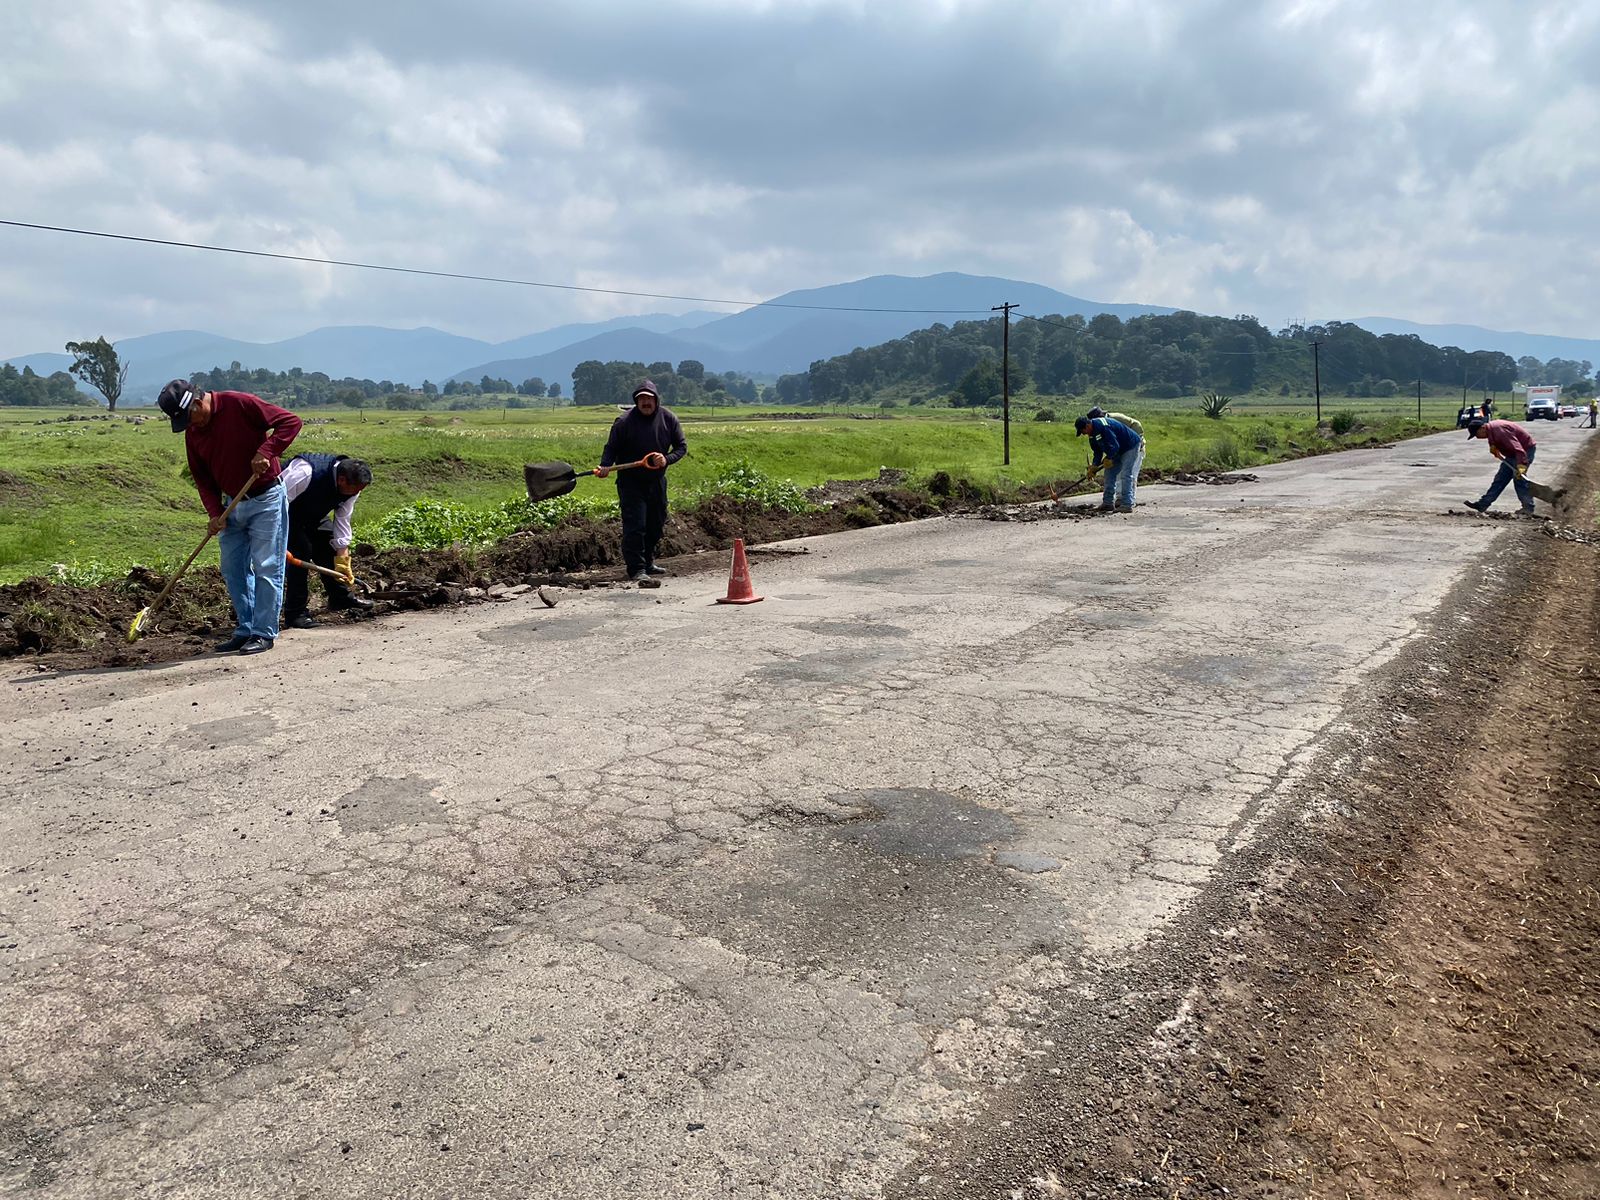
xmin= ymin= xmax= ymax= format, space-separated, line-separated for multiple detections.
xmin=2 ymin=422 xmax=1591 ymax=1198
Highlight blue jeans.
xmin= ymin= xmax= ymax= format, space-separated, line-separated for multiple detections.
xmin=219 ymin=482 xmax=288 ymax=640
xmin=1478 ymin=445 xmax=1535 ymax=511
xmin=1106 ymin=441 xmax=1145 ymax=509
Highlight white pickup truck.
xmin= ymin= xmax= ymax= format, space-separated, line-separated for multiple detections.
xmin=1525 ymin=385 xmax=1561 ymax=420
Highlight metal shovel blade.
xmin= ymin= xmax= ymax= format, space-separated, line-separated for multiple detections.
xmin=524 ymin=461 xmax=580 ymax=503
xmin=1526 ymin=478 xmax=1563 ymax=505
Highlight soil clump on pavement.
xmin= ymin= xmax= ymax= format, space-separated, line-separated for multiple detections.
xmin=891 ymin=442 xmax=1600 ymax=1199
xmin=1 ymin=473 xmax=1073 ymax=670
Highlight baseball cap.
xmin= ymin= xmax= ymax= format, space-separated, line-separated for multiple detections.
xmin=157 ymin=379 xmax=200 ymax=432
xmin=632 ymin=379 xmax=658 ymax=401
xmin=1465 ymin=418 xmax=1486 ymax=438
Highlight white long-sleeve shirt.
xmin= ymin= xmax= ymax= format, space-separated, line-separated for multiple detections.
xmin=280 ymin=457 xmax=359 ymax=550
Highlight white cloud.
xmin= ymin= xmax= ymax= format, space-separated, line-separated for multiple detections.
xmin=1 ymin=0 xmax=1597 ymax=356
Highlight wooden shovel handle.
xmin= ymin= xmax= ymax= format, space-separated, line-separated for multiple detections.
xmin=590 ymin=457 xmax=648 ymax=476
xmin=286 ymin=552 xmax=346 ymax=581
xmin=145 ymin=471 xmax=262 ymax=616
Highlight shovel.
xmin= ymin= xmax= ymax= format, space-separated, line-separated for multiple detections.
xmin=1525 ymin=478 xmax=1564 ymax=506
xmin=286 ymin=552 xmax=372 ymax=595
xmin=524 ymin=457 xmax=647 ymax=503
xmin=127 ymin=471 xmax=260 ymax=642
xmin=1046 ymin=468 xmax=1096 ymax=504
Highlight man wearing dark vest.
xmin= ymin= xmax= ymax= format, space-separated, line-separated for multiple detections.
xmin=281 ymin=453 xmax=374 ymax=628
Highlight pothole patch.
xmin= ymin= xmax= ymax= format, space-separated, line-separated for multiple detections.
xmin=827 ymin=787 xmax=1017 ymax=861
xmin=333 ymin=774 xmax=449 ymax=834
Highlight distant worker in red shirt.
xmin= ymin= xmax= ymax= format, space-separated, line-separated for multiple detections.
xmin=1462 ymin=417 xmax=1536 ymax=517
xmin=158 ymin=379 xmax=302 ymax=655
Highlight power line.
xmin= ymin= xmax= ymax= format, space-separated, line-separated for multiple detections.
xmin=0 ymin=219 xmax=996 ymax=317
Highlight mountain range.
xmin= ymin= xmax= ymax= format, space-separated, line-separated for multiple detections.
xmin=1347 ymin=317 xmax=1596 ymax=367
xmin=4 ymin=272 xmax=1594 ymax=403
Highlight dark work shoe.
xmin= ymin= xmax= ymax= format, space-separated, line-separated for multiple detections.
xmin=1463 ymin=499 xmax=1489 ymax=513
xmin=328 ymin=595 xmax=375 ymax=612
xmin=214 ymin=635 xmax=248 ymax=653
xmin=286 ymin=614 xmax=318 ymax=630
xmin=1114 ymin=503 xmax=1134 ymax=513
xmin=645 ymin=562 xmax=668 ymax=576
xmin=237 ymin=637 xmax=274 ymax=655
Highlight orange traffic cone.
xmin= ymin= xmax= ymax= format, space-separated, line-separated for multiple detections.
xmin=715 ymin=538 xmax=764 ymax=604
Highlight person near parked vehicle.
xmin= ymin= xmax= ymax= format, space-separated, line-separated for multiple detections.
xmin=595 ymin=380 xmax=687 ymax=583
xmin=281 ymin=454 xmax=375 ymax=629
xmin=1463 ymin=417 xmax=1537 ymax=516
xmin=157 ymin=379 xmax=301 ymax=655
xmin=1585 ymin=398 xmax=1598 ymax=429
xmin=1086 ymin=406 xmax=1145 ymax=509
xmin=1076 ymin=413 xmax=1145 ymax=513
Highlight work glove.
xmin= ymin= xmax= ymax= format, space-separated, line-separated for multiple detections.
xmin=1514 ymin=463 xmax=1528 ymax=479
xmin=334 ymin=550 xmax=355 ymax=585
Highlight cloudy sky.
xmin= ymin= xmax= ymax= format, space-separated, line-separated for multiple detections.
xmin=3 ymin=0 xmax=1597 ymax=355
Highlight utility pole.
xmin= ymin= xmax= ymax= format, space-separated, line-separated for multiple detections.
xmin=1416 ymin=378 xmax=1422 ymax=425
xmin=993 ymin=301 xmax=1017 ymax=465
xmin=1311 ymin=341 xmax=1322 ymax=424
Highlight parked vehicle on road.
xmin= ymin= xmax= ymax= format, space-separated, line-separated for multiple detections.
xmin=1525 ymin=385 xmax=1561 ymax=421
xmin=1456 ymin=404 xmax=1486 ymax=428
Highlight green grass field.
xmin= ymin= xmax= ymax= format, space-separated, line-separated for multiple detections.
xmin=0 ymin=394 xmax=1452 ymax=584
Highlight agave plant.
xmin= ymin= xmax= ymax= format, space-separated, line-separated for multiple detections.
xmin=1199 ymin=391 xmax=1233 ymax=419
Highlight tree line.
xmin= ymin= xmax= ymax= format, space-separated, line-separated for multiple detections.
xmin=0 ymin=363 xmax=90 ymax=406
xmin=571 ymin=359 xmax=763 ymax=406
xmin=183 ymin=362 xmax=566 ymax=408
xmin=772 ymin=312 xmax=1595 ymax=407
xmin=7 ymin=318 xmax=1595 ymax=410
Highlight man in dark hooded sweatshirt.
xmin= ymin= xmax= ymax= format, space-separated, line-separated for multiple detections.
xmin=596 ymin=380 xmax=687 ymax=583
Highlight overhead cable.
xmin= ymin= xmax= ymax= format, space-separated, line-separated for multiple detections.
xmin=0 ymin=219 xmax=995 ymax=316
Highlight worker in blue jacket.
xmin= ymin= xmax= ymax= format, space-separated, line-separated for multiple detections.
xmin=1076 ymin=414 xmax=1145 ymax=513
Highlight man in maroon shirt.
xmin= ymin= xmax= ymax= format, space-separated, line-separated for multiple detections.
xmin=157 ymin=379 xmax=302 ymax=654
xmin=1463 ymin=417 xmax=1537 ymax=516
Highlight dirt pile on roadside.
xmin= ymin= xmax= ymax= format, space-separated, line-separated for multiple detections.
xmin=0 ymin=483 xmax=958 ymax=669
xmin=0 ymin=466 xmax=1278 ymax=670
xmin=966 ymin=500 xmax=1100 ymax=523
xmin=1148 ymin=469 xmax=1260 ymax=485
xmin=0 ymin=569 xmax=234 ymax=667
xmin=1543 ymin=519 xmax=1600 ymax=547
xmin=805 ymin=467 xmax=909 ymax=505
